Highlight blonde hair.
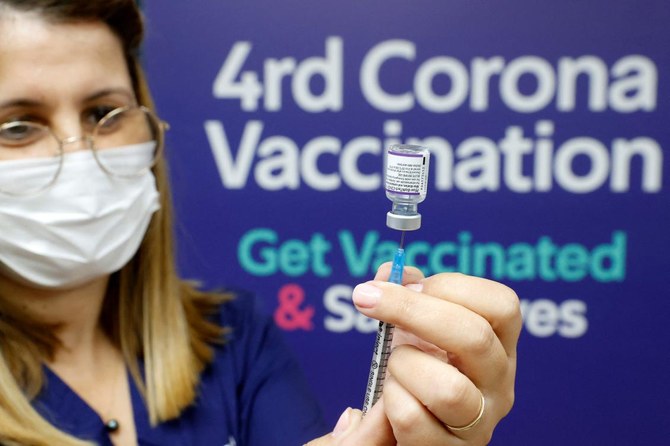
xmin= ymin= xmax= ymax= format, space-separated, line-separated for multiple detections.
xmin=0 ymin=2 xmax=229 ymax=445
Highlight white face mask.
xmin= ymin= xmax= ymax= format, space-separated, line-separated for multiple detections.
xmin=0 ymin=143 xmax=160 ymax=289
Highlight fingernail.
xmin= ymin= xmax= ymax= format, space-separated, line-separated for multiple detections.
xmin=332 ymin=407 xmax=351 ymax=437
xmin=406 ymin=282 xmax=424 ymax=292
xmin=352 ymin=283 xmax=382 ymax=308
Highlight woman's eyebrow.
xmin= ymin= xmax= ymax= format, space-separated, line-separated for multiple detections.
xmin=0 ymin=98 xmax=43 ymax=110
xmin=84 ymin=88 xmax=135 ymax=103
xmin=0 ymin=88 xmax=135 ymax=112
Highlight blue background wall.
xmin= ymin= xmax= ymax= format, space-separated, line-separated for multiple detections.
xmin=142 ymin=1 xmax=670 ymax=444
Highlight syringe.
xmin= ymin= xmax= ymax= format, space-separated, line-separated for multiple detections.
xmin=361 ymin=143 xmax=430 ymax=414
xmin=361 ymin=231 xmax=406 ymax=414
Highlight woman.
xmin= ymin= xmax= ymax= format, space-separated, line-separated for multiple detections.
xmin=0 ymin=1 xmax=521 ymax=445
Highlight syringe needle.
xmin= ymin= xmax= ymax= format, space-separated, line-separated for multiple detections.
xmin=388 ymin=246 xmax=405 ymax=285
xmin=399 ymin=230 xmax=406 ymax=250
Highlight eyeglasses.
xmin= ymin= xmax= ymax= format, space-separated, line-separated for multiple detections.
xmin=0 ymin=105 xmax=168 ymax=196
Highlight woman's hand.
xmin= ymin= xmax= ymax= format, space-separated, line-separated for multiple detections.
xmin=304 ymin=402 xmax=394 ymax=446
xmin=307 ymin=265 xmax=521 ymax=445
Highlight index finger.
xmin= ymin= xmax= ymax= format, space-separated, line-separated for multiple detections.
xmin=420 ymin=272 xmax=522 ymax=357
xmin=374 ymin=266 xmax=521 ymax=356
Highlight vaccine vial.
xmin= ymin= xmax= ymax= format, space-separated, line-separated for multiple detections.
xmin=384 ymin=144 xmax=430 ymax=231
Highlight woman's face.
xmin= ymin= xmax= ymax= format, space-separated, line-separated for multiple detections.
xmin=0 ymin=10 xmax=135 ymax=160
xmin=0 ymin=11 xmax=143 ymax=292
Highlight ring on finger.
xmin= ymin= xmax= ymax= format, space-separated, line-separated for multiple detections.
xmin=445 ymin=390 xmax=485 ymax=432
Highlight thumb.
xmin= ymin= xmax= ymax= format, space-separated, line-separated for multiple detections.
xmin=304 ymin=403 xmax=394 ymax=446
xmin=304 ymin=407 xmax=361 ymax=446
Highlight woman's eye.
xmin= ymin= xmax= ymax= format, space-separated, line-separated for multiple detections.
xmin=84 ymin=106 xmax=119 ymax=128
xmin=0 ymin=121 xmax=43 ymax=146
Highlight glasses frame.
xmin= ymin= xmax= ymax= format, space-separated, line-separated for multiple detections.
xmin=0 ymin=105 xmax=169 ymax=196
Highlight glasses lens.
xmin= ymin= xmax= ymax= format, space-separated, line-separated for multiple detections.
xmin=93 ymin=107 xmax=163 ymax=176
xmin=0 ymin=122 xmax=62 ymax=195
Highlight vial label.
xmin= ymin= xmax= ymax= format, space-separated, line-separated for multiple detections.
xmin=385 ymin=150 xmax=430 ymax=195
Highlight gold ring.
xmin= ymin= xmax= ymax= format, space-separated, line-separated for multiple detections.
xmin=445 ymin=391 xmax=485 ymax=432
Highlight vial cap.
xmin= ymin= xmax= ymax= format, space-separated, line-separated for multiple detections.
xmin=386 ymin=212 xmax=421 ymax=231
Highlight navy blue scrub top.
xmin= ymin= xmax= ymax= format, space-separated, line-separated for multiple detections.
xmin=32 ymin=292 xmax=328 ymax=445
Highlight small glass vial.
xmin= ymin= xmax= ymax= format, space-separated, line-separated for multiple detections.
xmin=384 ymin=144 xmax=430 ymax=231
